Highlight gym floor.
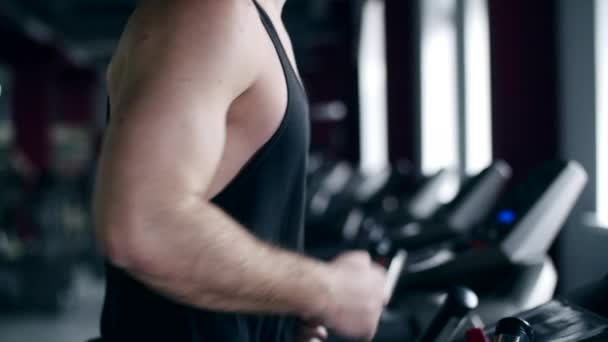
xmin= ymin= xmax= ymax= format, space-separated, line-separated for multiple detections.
xmin=0 ymin=270 xmax=104 ymax=342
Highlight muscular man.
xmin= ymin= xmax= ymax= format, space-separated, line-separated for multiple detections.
xmin=94 ymin=0 xmax=387 ymax=341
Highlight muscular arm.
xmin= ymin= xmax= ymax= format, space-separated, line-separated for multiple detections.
xmin=95 ymin=0 xmax=329 ymax=318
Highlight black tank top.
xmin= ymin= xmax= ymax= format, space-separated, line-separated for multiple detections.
xmin=99 ymin=2 xmax=310 ymax=341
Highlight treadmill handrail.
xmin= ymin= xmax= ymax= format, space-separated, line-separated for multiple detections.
xmin=500 ymin=161 xmax=587 ymax=263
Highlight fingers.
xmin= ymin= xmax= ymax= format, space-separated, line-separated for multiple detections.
xmin=299 ymin=325 xmax=328 ymax=339
xmin=357 ymin=262 xmax=389 ymax=305
xmin=312 ymin=326 xmax=328 ymax=339
xmin=296 ymin=322 xmax=328 ymax=341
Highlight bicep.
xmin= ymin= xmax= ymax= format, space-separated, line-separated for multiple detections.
xmin=93 ymin=0 xmax=263 ymax=271
xmin=98 ymin=56 xmax=252 ymax=223
xmin=94 ymin=78 xmax=229 ymax=245
xmin=95 ymin=0 xmax=260 ymax=234
xmin=105 ymin=80 xmax=228 ymax=198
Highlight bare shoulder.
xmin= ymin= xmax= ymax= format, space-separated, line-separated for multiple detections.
xmin=129 ymin=0 xmax=260 ymax=65
xmin=109 ymin=0 xmax=262 ymax=108
xmin=135 ymin=0 xmax=256 ymax=35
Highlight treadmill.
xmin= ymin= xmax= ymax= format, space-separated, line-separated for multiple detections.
xmin=368 ymin=160 xmax=587 ymax=342
xmin=449 ymin=276 xmax=608 ymax=341
xmin=311 ymin=162 xmax=511 ymax=260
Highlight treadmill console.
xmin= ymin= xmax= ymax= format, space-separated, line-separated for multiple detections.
xmin=472 ymin=161 xmax=587 ymax=263
xmin=475 ymin=161 xmax=576 ymax=244
xmin=463 ymin=300 xmax=608 ymax=342
xmin=453 ymin=277 xmax=608 ymax=342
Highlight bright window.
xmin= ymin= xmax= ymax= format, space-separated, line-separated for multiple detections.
xmin=464 ymin=0 xmax=493 ymax=175
xmin=420 ymin=0 xmax=459 ymax=175
xmin=359 ymin=0 xmax=389 ymax=175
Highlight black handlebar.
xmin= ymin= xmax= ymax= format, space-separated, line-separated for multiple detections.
xmin=417 ymin=287 xmax=479 ymax=342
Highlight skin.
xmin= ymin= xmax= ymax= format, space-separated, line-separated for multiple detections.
xmin=95 ymin=0 xmax=387 ymax=341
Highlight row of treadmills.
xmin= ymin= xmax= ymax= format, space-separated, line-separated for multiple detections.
xmin=304 ymin=156 xmax=608 ymax=341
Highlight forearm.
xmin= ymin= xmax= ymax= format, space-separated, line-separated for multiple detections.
xmin=106 ymin=198 xmax=331 ymax=319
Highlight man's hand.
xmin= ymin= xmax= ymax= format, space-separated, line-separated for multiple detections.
xmin=316 ymin=251 xmax=388 ymax=341
xmin=296 ymin=320 xmax=328 ymax=342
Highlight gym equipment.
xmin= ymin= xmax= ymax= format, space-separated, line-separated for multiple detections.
xmin=31 ymin=173 xmax=91 ymax=259
xmin=452 ymin=275 xmax=608 ymax=341
xmin=385 ymin=250 xmax=409 ymax=302
xmin=306 ymin=159 xmax=354 ymax=226
xmin=491 ymin=317 xmax=533 ymax=342
xmin=0 ymin=159 xmax=27 ymax=305
xmin=0 ymin=171 xmax=92 ymax=310
xmin=308 ymin=166 xmax=453 ymax=249
xmin=366 ymin=160 xmax=586 ymax=342
xmin=396 ymin=161 xmax=587 ymax=294
xmin=306 ymin=154 xmax=338 ymax=197
xmin=357 ymin=161 xmax=512 ymax=258
xmin=328 ymin=249 xmax=408 ymax=342
xmin=416 ymin=287 xmax=479 ymax=342
xmin=364 ymin=168 xmax=453 ymax=227
xmin=0 ymin=157 xmax=27 ymax=245
xmin=309 ymin=161 xmax=513 ymax=298
xmin=369 ymin=286 xmax=482 ymax=342
xmin=310 ymin=161 xmax=510 ymax=265
xmin=353 ymin=161 xmax=417 ymax=225
xmin=306 ymin=160 xmax=417 ymax=247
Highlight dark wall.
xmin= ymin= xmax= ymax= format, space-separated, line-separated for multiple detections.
xmin=385 ymin=0 xmax=420 ymax=167
xmin=489 ymin=0 xmax=564 ymax=284
xmin=285 ymin=0 xmax=364 ymax=163
xmin=489 ymin=0 xmax=561 ymax=183
xmin=2 ymin=30 xmax=59 ymax=170
xmin=0 ymin=28 xmax=99 ymax=171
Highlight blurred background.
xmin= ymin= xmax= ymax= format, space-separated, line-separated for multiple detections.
xmin=0 ymin=0 xmax=606 ymax=341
